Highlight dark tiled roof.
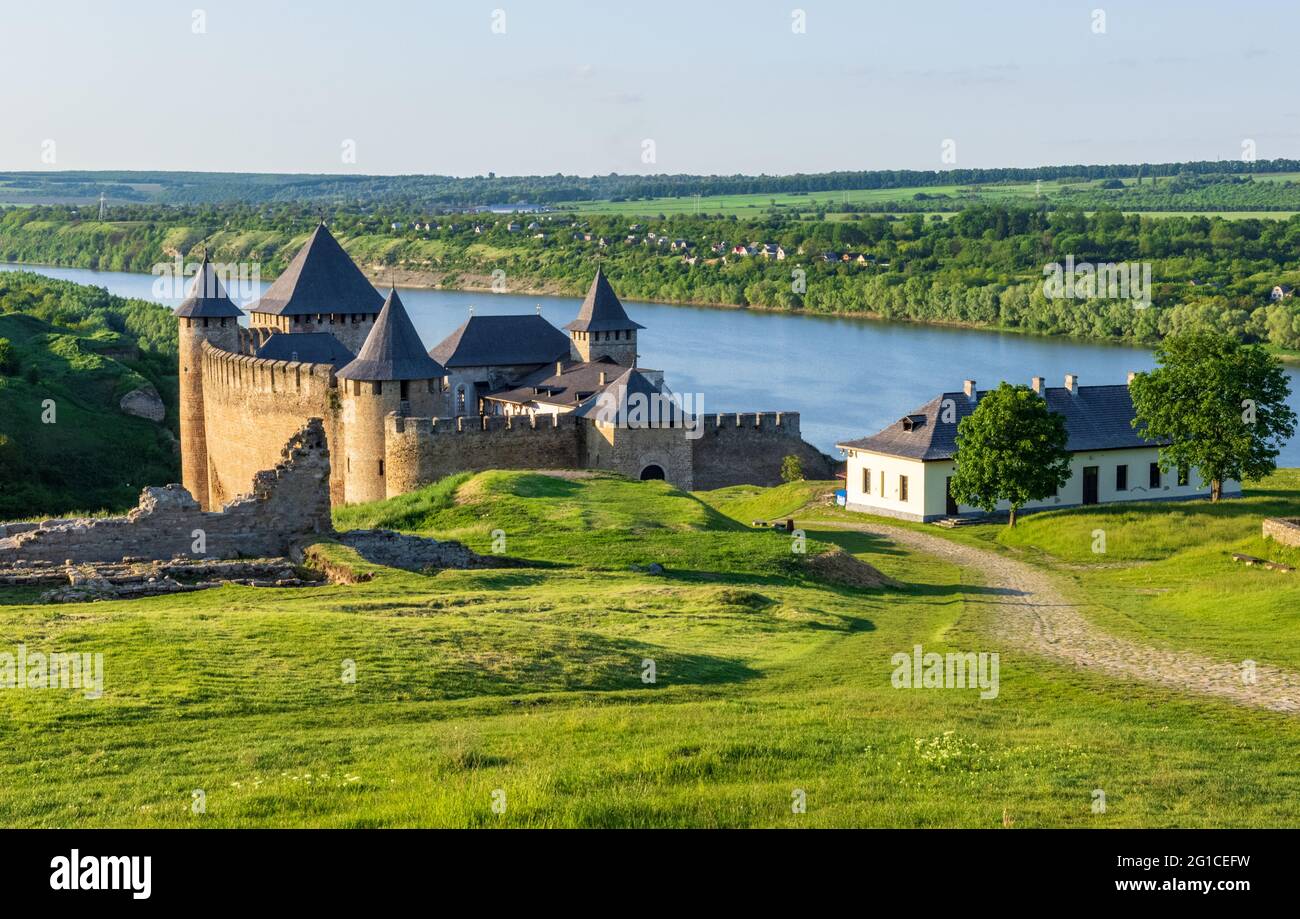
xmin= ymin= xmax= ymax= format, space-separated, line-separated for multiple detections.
xmin=431 ymin=314 xmax=571 ymax=368
xmin=563 ymin=268 xmax=645 ymax=333
xmin=337 ymin=289 xmax=446 ymax=381
xmin=250 ymin=223 xmax=384 ymax=317
xmin=837 ymin=384 xmax=1165 ymax=460
xmin=573 ymin=368 xmax=692 ymax=425
xmin=174 ymin=255 xmax=244 ymax=319
xmin=484 ymin=357 xmax=620 ymax=408
xmin=255 ymin=332 xmax=355 ymax=368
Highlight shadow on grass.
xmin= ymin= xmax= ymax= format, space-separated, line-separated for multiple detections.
xmin=0 ymin=587 xmax=45 ymax=606
xmin=797 ymin=528 xmax=910 ymax=558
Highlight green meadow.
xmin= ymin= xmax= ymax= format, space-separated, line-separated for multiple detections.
xmin=1 ymin=470 xmax=1298 ymax=827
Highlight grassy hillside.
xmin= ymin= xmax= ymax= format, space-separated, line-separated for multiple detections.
xmin=0 ymin=310 xmax=177 ymax=518
xmin=3 ymin=470 xmax=1300 ymax=828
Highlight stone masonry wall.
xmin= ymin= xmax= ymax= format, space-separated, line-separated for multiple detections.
xmin=201 ymin=342 xmax=343 ymax=507
xmin=1263 ymin=517 xmax=1300 ymax=549
xmin=385 ymin=413 xmax=582 ymax=495
xmin=584 ymin=421 xmax=694 ymax=489
xmin=690 ymin=412 xmax=835 ymax=491
xmin=0 ymin=420 xmax=333 ymax=565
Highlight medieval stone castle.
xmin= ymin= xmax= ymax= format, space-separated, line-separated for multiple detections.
xmin=178 ymin=222 xmax=830 ymax=509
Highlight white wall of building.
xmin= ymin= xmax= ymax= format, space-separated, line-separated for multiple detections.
xmin=843 ymin=446 xmax=1239 ymax=521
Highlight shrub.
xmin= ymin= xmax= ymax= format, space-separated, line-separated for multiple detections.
xmin=780 ymin=454 xmax=804 ymax=483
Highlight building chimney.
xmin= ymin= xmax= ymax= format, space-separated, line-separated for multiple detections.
xmin=1031 ymin=375 xmax=1045 ymax=394
xmin=556 ymin=361 xmax=564 ymax=376
xmin=598 ymin=371 xmax=607 ymax=386
xmin=1127 ymin=371 xmax=1137 ymax=386
xmin=963 ymin=379 xmax=977 ymax=402
xmin=1065 ymin=373 xmax=1079 ymax=394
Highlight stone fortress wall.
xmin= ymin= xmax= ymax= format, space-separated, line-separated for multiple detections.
xmin=199 ymin=341 xmax=342 ymax=508
xmin=690 ymin=412 xmax=834 ymax=491
xmin=194 ymin=342 xmax=835 ymax=504
xmin=384 ymin=412 xmax=583 ymax=496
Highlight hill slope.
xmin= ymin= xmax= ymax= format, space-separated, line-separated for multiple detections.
xmin=0 ymin=273 xmax=179 ymax=517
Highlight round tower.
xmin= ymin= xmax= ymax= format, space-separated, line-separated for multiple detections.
xmin=337 ymin=288 xmax=446 ymax=504
xmin=565 ymin=267 xmax=644 ymax=366
xmin=175 ymin=255 xmax=244 ymax=510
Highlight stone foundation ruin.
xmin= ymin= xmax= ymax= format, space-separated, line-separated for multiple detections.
xmin=0 ymin=419 xmax=497 ymax=602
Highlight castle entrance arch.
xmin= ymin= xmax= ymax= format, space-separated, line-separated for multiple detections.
xmin=639 ymin=464 xmax=666 ymax=481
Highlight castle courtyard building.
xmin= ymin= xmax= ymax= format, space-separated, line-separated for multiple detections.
xmin=837 ymin=374 xmax=1238 ymax=522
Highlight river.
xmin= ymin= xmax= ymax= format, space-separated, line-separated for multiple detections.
xmin=5 ymin=262 xmax=1299 ymax=465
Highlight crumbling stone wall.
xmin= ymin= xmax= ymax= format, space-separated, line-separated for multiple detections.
xmin=0 ymin=420 xmax=333 ymax=565
xmin=690 ymin=412 xmax=835 ymax=491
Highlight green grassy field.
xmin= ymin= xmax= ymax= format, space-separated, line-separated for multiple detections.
xmin=560 ymin=180 xmax=1076 ymax=217
xmin=559 ymin=173 xmax=1300 ymax=219
xmin=1 ymin=470 xmax=1298 ymax=827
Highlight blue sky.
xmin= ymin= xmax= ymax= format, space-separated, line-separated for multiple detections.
xmin=3 ymin=0 xmax=1295 ymax=175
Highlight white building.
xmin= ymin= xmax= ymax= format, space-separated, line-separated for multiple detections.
xmin=836 ymin=374 xmax=1238 ymax=522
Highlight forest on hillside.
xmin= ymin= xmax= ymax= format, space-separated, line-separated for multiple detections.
xmin=3 ymin=203 xmax=1300 ymax=351
xmin=0 ymin=272 xmax=178 ymax=517
xmin=6 ymin=159 xmax=1300 ymax=208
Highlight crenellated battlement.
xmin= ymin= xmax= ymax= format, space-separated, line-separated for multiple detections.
xmin=699 ymin=411 xmax=800 ymax=434
xmin=201 ymin=340 xmax=337 ymax=397
xmin=387 ymin=412 xmax=579 ymax=436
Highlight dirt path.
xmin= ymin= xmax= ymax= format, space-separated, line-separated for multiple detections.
xmin=803 ymin=518 xmax=1300 ymax=714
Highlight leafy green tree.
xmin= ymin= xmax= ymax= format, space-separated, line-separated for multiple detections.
xmin=0 ymin=338 xmax=17 ymax=375
xmin=1129 ymin=332 xmax=1296 ymax=501
xmin=780 ymin=454 xmax=804 ymax=483
xmin=950 ymin=383 xmax=1072 ymax=526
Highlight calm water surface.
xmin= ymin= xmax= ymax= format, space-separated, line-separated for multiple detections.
xmin=5 ymin=262 xmax=1299 ymax=465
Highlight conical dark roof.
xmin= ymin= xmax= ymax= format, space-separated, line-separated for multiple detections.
xmin=174 ymin=255 xmax=244 ymax=318
xmin=563 ymin=268 xmax=645 ymax=333
xmin=573 ymin=368 xmax=690 ymax=425
xmin=338 ymin=288 xmax=446 ymax=381
xmin=250 ymin=223 xmax=384 ymax=317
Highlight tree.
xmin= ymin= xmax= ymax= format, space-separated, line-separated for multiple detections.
xmin=780 ymin=454 xmax=804 ymax=483
xmin=950 ymin=382 xmax=1072 ymax=527
xmin=1129 ymin=331 xmax=1296 ymax=501
xmin=0 ymin=338 xmax=16 ymax=375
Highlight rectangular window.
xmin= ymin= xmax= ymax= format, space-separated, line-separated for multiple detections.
xmin=374 ymin=381 xmax=383 ymax=396
xmin=862 ymin=468 xmax=871 ymax=495
xmin=1178 ymin=465 xmax=1189 ymax=486
xmin=1116 ymin=464 xmax=1128 ymax=491
xmin=378 ymin=460 xmax=385 ymax=477
xmin=880 ymin=470 xmax=885 ymax=496
xmin=1149 ymin=463 xmax=1161 ymax=488
xmin=899 ymin=475 xmax=909 ymax=502
xmin=400 ymin=380 xmax=410 ymax=400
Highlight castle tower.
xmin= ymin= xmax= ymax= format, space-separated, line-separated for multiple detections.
xmin=246 ymin=221 xmax=385 ymax=353
xmin=336 ymin=288 xmax=447 ymax=504
xmin=565 ymin=268 xmax=644 ymax=366
xmin=175 ymin=255 xmax=244 ymax=510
